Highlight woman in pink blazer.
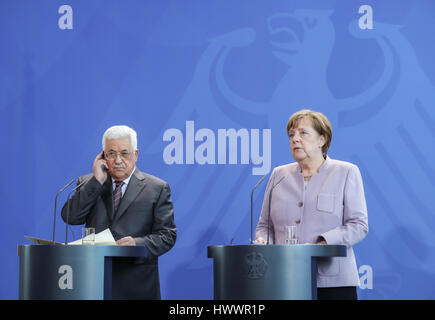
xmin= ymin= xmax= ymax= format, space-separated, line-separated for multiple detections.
xmin=255 ymin=109 xmax=369 ymax=300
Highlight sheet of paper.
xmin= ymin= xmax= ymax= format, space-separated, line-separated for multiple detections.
xmin=68 ymin=228 xmax=117 ymax=245
xmin=95 ymin=228 xmax=117 ymax=245
xmin=24 ymin=236 xmax=63 ymax=245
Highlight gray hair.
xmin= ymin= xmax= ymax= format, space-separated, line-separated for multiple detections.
xmin=102 ymin=125 xmax=138 ymax=150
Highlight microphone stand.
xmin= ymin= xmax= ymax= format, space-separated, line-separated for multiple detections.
xmin=250 ymin=174 xmax=267 ymax=244
xmin=64 ymin=178 xmax=88 ymax=245
xmin=52 ymin=179 xmax=75 ymax=242
xmin=266 ymin=175 xmax=286 ymax=245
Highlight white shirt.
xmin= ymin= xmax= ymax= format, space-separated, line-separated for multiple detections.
xmin=112 ymin=167 xmax=136 ymax=197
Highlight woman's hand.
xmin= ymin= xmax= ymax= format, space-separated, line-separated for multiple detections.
xmin=255 ymin=237 xmax=267 ymax=244
xmin=316 ymin=236 xmax=327 ymax=245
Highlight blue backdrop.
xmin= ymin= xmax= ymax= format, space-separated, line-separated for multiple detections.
xmin=2 ymin=0 xmax=435 ymax=299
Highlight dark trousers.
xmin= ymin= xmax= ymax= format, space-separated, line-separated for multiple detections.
xmin=317 ymin=287 xmax=358 ymax=300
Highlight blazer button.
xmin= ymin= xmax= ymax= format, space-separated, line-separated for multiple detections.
xmin=298 ymin=201 xmax=303 ymax=207
xmin=295 ymin=219 xmax=301 ymax=224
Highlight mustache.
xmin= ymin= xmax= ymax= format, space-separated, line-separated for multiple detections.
xmin=112 ymin=165 xmax=126 ymax=169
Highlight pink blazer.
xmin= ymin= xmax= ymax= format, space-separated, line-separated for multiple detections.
xmin=256 ymin=156 xmax=369 ymax=287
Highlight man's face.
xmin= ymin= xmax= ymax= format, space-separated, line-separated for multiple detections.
xmin=104 ymin=138 xmax=138 ymax=181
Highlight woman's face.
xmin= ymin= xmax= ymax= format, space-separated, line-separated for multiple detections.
xmin=288 ymin=117 xmax=325 ymax=163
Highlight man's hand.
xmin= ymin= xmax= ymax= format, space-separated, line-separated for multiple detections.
xmin=93 ymin=151 xmax=108 ymax=184
xmin=116 ymin=236 xmax=136 ymax=246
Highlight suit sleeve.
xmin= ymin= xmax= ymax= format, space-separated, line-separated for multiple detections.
xmin=60 ymin=176 xmax=104 ymax=225
xmin=134 ymin=183 xmax=177 ymax=257
xmin=321 ymin=165 xmax=369 ymax=247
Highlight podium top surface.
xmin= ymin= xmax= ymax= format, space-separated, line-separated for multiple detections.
xmin=208 ymin=244 xmax=347 ymax=258
xmin=18 ymin=244 xmax=148 ymax=258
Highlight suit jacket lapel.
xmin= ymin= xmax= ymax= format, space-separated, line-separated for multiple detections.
xmin=113 ymin=169 xmax=147 ymax=222
xmin=101 ymin=176 xmax=115 ymax=221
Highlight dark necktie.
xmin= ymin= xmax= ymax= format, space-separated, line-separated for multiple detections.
xmin=113 ymin=181 xmax=124 ymax=213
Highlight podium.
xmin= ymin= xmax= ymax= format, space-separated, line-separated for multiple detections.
xmin=18 ymin=245 xmax=148 ymax=300
xmin=208 ymin=244 xmax=346 ymax=300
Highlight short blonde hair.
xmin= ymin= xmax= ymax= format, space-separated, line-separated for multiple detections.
xmin=286 ymin=109 xmax=332 ymax=157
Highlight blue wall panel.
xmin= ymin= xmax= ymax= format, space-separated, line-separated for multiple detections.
xmin=1 ymin=0 xmax=435 ymax=299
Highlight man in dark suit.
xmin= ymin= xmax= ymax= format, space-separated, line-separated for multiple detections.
xmin=61 ymin=125 xmax=176 ymax=299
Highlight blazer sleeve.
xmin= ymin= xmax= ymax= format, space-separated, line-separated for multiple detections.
xmin=321 ymin=164 xmax=369 ymax=247
xmin=134 ymin=183 xmax=177 ymax=257
xmin=255 ymin=168 xmax=276 ymax=243
xmin=60 ymin=175 xmax=103 ymax=225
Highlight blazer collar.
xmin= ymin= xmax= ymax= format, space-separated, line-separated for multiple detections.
xmin=295 ymin=156 xmax=331 ymax=175
xmin=318 ymin=155 xmax=331 ymax=173
xmin=102 ymin=176 xmax=114 ymax=221
xmin=112 ymin=168 xmax=147 ymax=222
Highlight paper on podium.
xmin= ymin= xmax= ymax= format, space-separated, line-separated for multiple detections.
xmin=68 ymin=228 xmax=117 ymax=245
xmin=24 ymin=236 xmax=62 ymax=245
xmin=24 ymin=228 xmax=117 ymax=245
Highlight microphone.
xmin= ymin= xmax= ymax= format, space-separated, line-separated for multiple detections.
xmin=250 ymin=174 xmax=267 ymax=244
xmin=266 ymin=175 xmax=287 ymax=245
xmin=52 ymin=179 xmax=75 ymax=242
xmin=64 ymin=178 xmax=89 ymax=245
